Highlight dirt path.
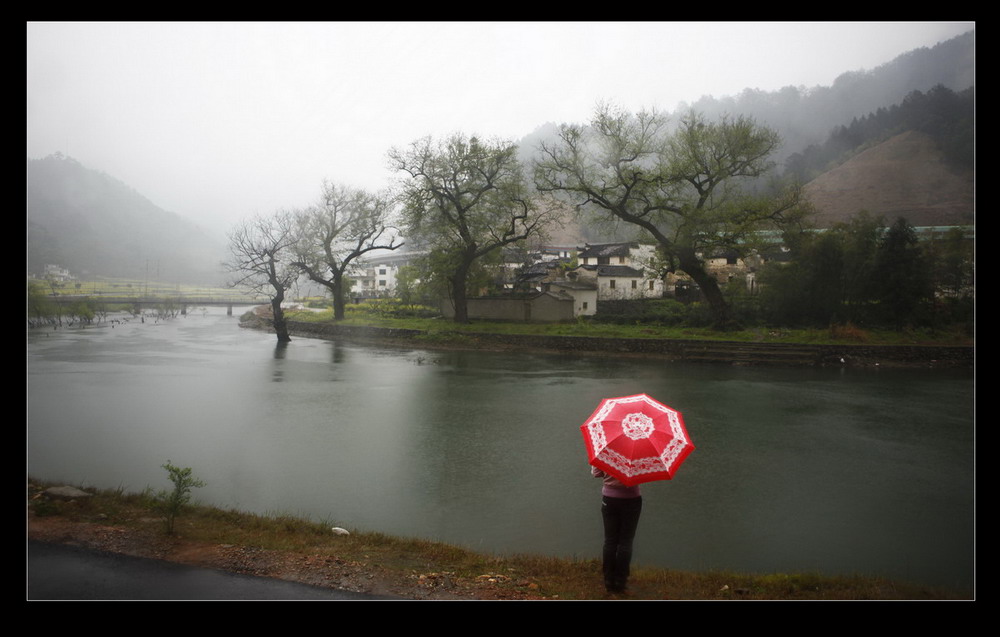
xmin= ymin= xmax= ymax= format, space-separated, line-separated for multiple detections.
xmin=28 ymin=512 xmax=542 ymax=600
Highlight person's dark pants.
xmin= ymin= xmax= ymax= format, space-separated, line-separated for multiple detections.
xmin=601 ymin=495 xmax=642 ymax=592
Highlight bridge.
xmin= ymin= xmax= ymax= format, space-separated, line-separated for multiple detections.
xmin=45 ymin=295 xmax=267 ymax=315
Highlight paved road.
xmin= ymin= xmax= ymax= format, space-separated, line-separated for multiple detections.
xmin=27 ymin=541 xmax=398 ymax=601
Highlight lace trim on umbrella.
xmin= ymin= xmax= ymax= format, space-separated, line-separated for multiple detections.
xmin=622 ymin=412 xmax=654 ymax=440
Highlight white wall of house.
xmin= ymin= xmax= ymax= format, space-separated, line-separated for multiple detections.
xmin=548 ymin=282 xmax=598 ymax=316
xmin=43 ymin=264 xmax=72 ymax=281
xmin=574 ymin=243 xmax=664 ymax=300
xmin=350 ymin=259 xmax=406 ymax=297
xmin=352 ymin=265 xmax=396 ymax=295
xmin=569 ymin=265 xmax=663 ymax=301
xmin=599 ymin=275 xmax=663 ymax=300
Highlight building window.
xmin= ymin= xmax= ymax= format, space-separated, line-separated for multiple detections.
xmin=619 ymin=256 xmax=626 ymax=264
xmin=582 ymin=302 xmax=588 ymax=310
xmin=379 ymin=268 xmax=387 ymax=275
xmin=379 ymin=280 xmax=387 ymax=287
xmin=609 ymin=279 xmax=616 ymax=289
xmin=649 ymin=280 xmax=655 ymax=290
xmin=631 ymin=280 xmax=637 ymax=289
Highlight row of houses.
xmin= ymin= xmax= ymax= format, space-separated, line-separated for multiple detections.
xmin=351 ymin=241 xmax=761 ymax=321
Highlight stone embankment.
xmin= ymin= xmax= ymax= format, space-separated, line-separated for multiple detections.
xmin=241 ymin=314 xmax=972 ymax=369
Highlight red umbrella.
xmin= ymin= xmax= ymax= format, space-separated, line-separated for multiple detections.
xmin=581 ymin=393 xmax=695 ymax=486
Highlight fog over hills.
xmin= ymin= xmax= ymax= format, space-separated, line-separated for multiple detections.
xmin=519 ymin=30 xmax=974 ymax=236
xmin=27 ymin=154 xmax=226 ymax=285
xmin=27 ymin=29 xmax=974 ymax=281
xmin=680 ymin=30 xmax=975 ymax=167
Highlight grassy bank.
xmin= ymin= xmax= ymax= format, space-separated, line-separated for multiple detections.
xmin=284 ymin=301 xmax=973 ymax=348
xmin=27 ymin=480 xmax=966 ymax=600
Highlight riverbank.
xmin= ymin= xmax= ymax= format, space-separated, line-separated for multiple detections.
xmin=28 ymin=480 xmax=966 ymax=600
xmin=243 ymin=311 xmax=974 ymax=369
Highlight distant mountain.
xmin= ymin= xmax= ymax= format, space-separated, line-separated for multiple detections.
xmin=802 ymin=130 xmax=974 ymax=228
xmin=518 ymin=30 xmax=975 ymax=236
xmin=683 ymin=30 xmax=975 ymax=165
xmin=27 ymin=154 xmax=226 ymax=284
xmin=520 ymin=32 xmax=974 ymax=173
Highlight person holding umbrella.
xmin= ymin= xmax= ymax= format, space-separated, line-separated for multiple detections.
xmin=581 ymin=394 xmax=695 ymax=596
xmin=593 ymin=465 xmax=642 ymax=594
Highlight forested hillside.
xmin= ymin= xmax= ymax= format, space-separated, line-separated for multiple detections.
xmin=682 ymin=31 xmax=974 ymax=166
xmin=795 ymin=84 xmax=974 ymax=228
xmin=27 ymin=154 xmax=225 ymax=284
xmin=786 ymin=85 xmax=973 ymax=182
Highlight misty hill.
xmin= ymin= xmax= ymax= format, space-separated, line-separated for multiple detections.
xmin=520 ymin=31 xmax=974 ymax=174
xmin=683 ymin=30 xmax=975 ymax=166
xmin=520 ymin=31 xmax=974 ymax=237
xmin=785 ymin=84 xmax=973 ymax=183
xmin=28 ymin=31 xmax=975 ymax=275
xmin=27 ymin=154 xmax=226 ymax=285
xmin=802 ymin=130 xmax=974 ymax=228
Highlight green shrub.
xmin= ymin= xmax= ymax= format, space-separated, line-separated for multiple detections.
xmin=157 ymin=461 xmax=206 ymax=534
xmin=349 ymin=299 xmax=439 ymax=319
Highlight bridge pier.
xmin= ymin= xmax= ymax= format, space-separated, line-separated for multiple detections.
xmin=227 ymin=304 xmax=232 ymax=316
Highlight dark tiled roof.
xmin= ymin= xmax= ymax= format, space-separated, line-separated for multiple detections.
xmin=705 ymin=248 xmax=740 ymax=260
xmin=549 ymin=280 xmax=598 ymax=291
xmin=759 ymin=246 xmax=793 ymax=263
xmin=578 ymin=242 xmax=637 ymax=259
xmin=520 ymin=263 xmax=552 ymax=276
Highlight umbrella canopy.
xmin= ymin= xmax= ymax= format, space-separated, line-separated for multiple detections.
xmin=581 ymin=393 xmax=694 ymax=486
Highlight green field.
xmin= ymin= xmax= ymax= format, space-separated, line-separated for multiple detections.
xmin=30 ymin=276 xmax=262 ymax=302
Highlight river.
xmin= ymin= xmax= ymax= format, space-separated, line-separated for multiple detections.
xmin=27 ymin=306 xmax=975 ymax=593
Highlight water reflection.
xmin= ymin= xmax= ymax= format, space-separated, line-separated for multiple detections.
xmin=27 ymin=307 xmax=974 ymax=593
xmin=271 ymin=341 xmax=289 ymax=381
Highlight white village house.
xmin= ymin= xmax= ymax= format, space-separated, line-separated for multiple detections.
xmin=349 ymin=250 xmax=424 ymax=300
xmin=567 ymin=242 xmax=664 ymax=301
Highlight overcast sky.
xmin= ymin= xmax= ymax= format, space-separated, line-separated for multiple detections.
xmin=27 ymin=21 xmax=974 ymax=237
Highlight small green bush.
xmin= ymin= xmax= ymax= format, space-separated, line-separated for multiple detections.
xmin=157 ymin=461 xmax=206 ymax=534
xmin=349 ymin=299 xmax=439 ymax=319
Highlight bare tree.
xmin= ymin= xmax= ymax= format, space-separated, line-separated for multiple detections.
xmin=225 ymin=211 xmax=299 ymax=342
xmin=534 ymin=104 xmax=809 ymax=327
xmin=390 ymin=133 xmax=554 ymax=323
xmin=290 ymin=182 xmax=402 ymax=320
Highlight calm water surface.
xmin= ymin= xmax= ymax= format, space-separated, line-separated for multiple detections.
xmin=27 ymin=307 xmax=975 ymax=593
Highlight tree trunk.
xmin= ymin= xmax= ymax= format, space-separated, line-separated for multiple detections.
xmin=677 ymin=249 xmax=733 ymax=328
xmin=270 ymin=293 xmax=291 ymax=343
xmin=331 ymin=273 xmax=346 ymax=321
xmin=450 ymin=260 xmax=471 ymax=323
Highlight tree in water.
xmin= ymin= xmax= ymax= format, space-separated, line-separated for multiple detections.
xmin=534 ymin=104 xmax=810 ymax=328
xmin=226 ymin=211 xmax=299 ymax=342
